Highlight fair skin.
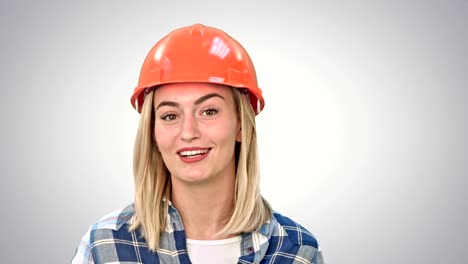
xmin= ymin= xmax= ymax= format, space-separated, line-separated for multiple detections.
xmin=153 ymin=82 xmax=241 ymax=240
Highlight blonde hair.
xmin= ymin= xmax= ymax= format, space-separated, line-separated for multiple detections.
xmin=130 ymin=87 xmax=272 ymax=251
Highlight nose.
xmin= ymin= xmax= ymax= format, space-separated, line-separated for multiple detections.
xmin=180 ymin=114 xmax=200 ymax=142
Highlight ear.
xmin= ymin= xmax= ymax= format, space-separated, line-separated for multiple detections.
xmin=235 ymin=122 xmax=242 ymax=142
xmin=152 ymin=130 xmax=160 ymax=150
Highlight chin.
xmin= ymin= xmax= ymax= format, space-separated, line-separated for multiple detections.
xmin=173 ymin=171 xmax=210 ymax=184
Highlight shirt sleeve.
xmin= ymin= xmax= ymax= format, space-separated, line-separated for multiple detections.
xmin=70 ymin=229 xmax=95 ymax=264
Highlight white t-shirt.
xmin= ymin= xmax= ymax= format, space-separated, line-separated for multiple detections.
xmin=186 ymin=236 xmax=242 ymax=264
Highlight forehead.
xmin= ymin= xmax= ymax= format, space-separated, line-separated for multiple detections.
xmin=153 ymin=83 xmax=233 ymax=102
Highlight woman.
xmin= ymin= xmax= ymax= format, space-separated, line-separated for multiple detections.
xmin=72 ymin=23 xmax=324 ymax=264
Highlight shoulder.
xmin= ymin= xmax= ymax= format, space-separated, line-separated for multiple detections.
xmin=71 ymin=204 xmax=135 ymax=263
xmin=84 ymin=203 xmax=135 ymax=244
xmin=89 ymin=204 xmax=135 ymax=231
xmin=267 ymin=211 xmax=319 ymax=249
xmin=251 ymin=212 xmax=324 ymax=263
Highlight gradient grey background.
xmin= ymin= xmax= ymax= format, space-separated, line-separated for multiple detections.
xmin=1 ymin=0 xmax=466 ymax=263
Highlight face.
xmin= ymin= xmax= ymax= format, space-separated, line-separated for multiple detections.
xmin=153 ymin=83 xmax=241 ymax=185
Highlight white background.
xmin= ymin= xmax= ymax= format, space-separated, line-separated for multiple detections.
xmin=1 ymin=0 xmax=467 ymax=263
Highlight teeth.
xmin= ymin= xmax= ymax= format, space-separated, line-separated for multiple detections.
xmin=179 ymin=149 xmax=209 ymax=157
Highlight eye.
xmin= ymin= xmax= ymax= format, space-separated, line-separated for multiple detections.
xmin=201 ymin=108 xmax=218 ymax=116
xmin=160 ymin=113 xmax=178 ymax=121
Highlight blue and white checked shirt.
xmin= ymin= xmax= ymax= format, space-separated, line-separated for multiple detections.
xmin=71 ymin=204 xmax=324 ymax=264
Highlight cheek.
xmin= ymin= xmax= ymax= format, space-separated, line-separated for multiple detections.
xmin=213 ymin=120 xmax=239 ymax=143
xmin=154 ymin=126 xmax=176 ymax=150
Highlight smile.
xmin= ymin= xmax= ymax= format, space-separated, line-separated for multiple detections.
xmin=178 ymin=148 xmax=211 ymax=158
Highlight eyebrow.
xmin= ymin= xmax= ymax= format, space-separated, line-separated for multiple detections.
xmin=156 ymin=93 xmax=225 ymax=110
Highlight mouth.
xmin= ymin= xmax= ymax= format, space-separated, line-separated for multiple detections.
xmin=178 ymin=148 xmax=211 ymax=159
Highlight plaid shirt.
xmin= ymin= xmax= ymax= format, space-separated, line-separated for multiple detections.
xmin=71 ymin=204 xmax=324 ymax=264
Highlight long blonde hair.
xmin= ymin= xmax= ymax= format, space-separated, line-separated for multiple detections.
xmin=129 ymin=86 xmax=272 ymax=251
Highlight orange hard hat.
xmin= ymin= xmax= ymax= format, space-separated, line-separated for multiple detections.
xmin=130 ymin=23 xmax=264 ymax=114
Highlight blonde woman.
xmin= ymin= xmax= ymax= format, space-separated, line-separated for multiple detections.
xmin=72 ymin=24 xmax=324 ymax=264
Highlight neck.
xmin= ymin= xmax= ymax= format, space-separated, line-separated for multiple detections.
xmin=171 ymin=175 xmax=236 ymax=240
